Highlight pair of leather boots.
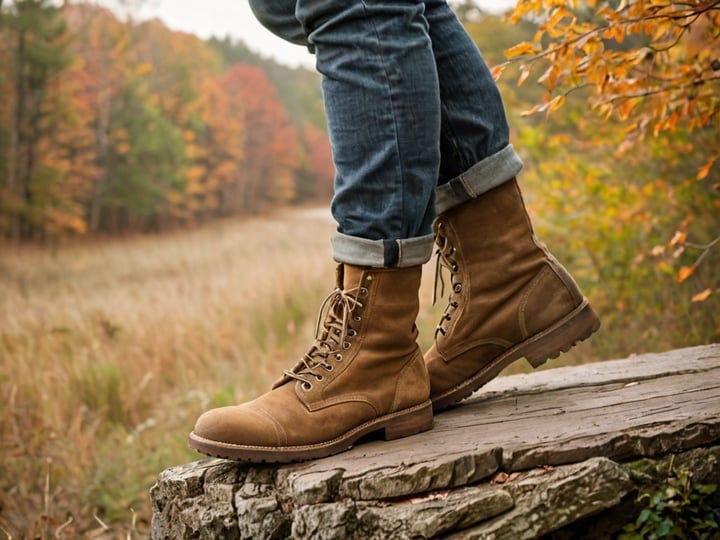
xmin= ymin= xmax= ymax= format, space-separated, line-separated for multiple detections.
xmin=189 ymin=179 xmax=600 ymax=462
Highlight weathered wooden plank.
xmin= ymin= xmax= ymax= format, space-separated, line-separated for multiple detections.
xmin=150 ymin=344 xmax=720 ymax=539
xmin=271 ymin=344 xmax=720 ymax=500
xmin=481 ymin=343 xmax=719 ymax=396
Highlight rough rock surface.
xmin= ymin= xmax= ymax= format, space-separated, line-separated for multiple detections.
xmin=151 ymin=344 xmax=720 ymax=539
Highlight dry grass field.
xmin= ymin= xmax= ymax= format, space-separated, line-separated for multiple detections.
xmin=0 ymin=207 xmax=598 ymax=538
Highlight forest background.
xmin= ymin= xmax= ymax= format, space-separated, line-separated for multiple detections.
xmin=0 ymin=0 xmax=718 ymax=537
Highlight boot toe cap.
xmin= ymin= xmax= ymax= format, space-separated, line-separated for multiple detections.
xmin=192 ymin=405 xmax=285 ymax=447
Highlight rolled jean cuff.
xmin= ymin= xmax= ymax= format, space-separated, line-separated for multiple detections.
xmin=332 ymin=232 xmax=435 ymax=268
xmin=435 ymin=144 xmax=523 ymax=215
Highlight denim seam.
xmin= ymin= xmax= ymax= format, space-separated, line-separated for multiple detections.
xmin=459 ymin=174 xmax=477 ymax=198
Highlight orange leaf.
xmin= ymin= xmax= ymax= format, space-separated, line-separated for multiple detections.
xmin=517 ymin=65 xmax=531 ymax=87
xmin=697 ymin=155 xmax=718 ymax=180
xmin=548 ymin=94 xmax=566 ymax=112
xmin=676 ymin=266 xmax=695 ymax=283
xmin=691 ymin=289 xmax=712 ymax=302
xmin=669 ymin=231 xmax=687 ymax=247
xmin=506 ymin=42 xmax=536 ymax=59
xmin=520 ymin=103 xmax=544 ymax=117
xmin=491 ymin=64 xmax=506 ymax=81
xmin=651 ymin=245 xmax=665 ymax=256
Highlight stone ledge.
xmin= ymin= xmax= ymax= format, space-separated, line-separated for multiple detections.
xmin=151 ymin=344 xmax=720 ymax=539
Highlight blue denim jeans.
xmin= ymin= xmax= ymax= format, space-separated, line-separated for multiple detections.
xmin=250 ymin=0 xmax=522 ymax=267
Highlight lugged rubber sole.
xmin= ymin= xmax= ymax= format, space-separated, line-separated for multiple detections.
xmin=431 ymin=300 xmax=601 ymax=412
xmin=188 ymin=400 xmax=434 ymax=463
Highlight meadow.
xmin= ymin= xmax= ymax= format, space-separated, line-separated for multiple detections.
xmin=1 ymin=3 xmax=718 ymax=538
xmin=1 ymin=208 xmax=335 ymax=537
xmin=0 ymin=205 xmax=607 ymax=538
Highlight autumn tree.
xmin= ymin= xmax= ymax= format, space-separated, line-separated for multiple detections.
xmin=0 ymin=3 xmax=329 ymax=239
xmin=209 ymin=36 xmax=333 ymax=206
xmin=298 ymin=123 xmax=334 ymax=201
xmin=451 ymin=8 xmax=717 ymax=357
xmin=0 ymin=0 xmax=70 ymax=239
xmin=220 ymin=64 xmax=302 ymax=213
xmin=187 ymin=74 xmax=246 ymax=217
xmin=500 ymin=0 xmax=719 ymax=303
xmin=63 ymin=4 xmax=133 ymax=232
xmin=208 ymin=36 xmax=327 ymax=132
xmin=504 ymin=1 xmax=719 ymax=137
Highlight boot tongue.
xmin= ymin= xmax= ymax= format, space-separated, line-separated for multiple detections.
xmin=335 ymin=264 xmax=344 ymax=289
xmin=341 ymin=264 xmax=364 ymax=291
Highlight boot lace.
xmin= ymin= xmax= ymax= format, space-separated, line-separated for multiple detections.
xmin=433 ymin=221 xmax=462 ymax=339
xmin=283 ymin=285 xmax=364 ymax=389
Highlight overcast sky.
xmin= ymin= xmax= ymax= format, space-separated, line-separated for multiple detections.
xmin=95 ymin=0 xmax=516 ymax=68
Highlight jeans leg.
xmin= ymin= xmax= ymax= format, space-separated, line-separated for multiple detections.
xmin=296 ymin=0 xmax=440 ymax=268
xmin=248 ymin=0 xmax=521 ymax=227
xmin=423 ymin=0 xmax=523 ymax=214
xmin=248 ymin=0 xmax=310 ymax=48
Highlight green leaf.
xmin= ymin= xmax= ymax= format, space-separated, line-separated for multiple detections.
xmin=696 ymin=484 xmax=717 ymax=495
xmin=638 ymin=508 xmax=653 ymax=524
xmin=655 ymin=519 xmax=673 ymax=537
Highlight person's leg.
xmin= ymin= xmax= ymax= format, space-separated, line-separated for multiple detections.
xmin=423 ymin=0 xmax=522 ymax=202
xmin=249 ymin=0 xmax=521 ymax=202
xmin=190 ymin=0 xmax=440 ymax=462
xmin=253 ymin=0 xmax=440 ymax=267
xmin=248 ymin=0 xmax=308 ymax=48
xmin=418 ymin=1 xmax=600 ymax=411
xmin=246 ymin=0 xmax=600 ymax=415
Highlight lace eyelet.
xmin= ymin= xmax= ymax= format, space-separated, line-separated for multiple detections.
xmin=316 ymin=375 xmax=324 ymax=381
xmin=343 ymin=341 xmax=351 ymax=349
xmin=348 ymin=329 xmax=357 ymax=337
xmin=451 ymin=264 xmax=459 ymax=272
xmin=335 ymin=353 xmax=343 ymax=361
xmin=359 ymin=287 xmax=368 ymax=296
xmin=454 ymin=283 xmax=462 ymax=293
xmin=325 ymin=364 xmax=333 ymax=372
xmin=302 ymin=381 xmax=313 ymax=391
xmin=354 ymin=316 xmax=361 ymax=322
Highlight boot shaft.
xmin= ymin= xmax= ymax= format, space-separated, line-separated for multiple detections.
xmin=282 ymin=263 xmax=428 ymax=415
xmin=426 ymin=178 xmax=599 ymax=411
xmin=432 ymin=178 xmax=585 ymax=358
xmin=434 ymin=178 xmax=548 ymax=295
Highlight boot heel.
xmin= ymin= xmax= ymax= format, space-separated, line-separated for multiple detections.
xmin=525 ymin=302 xmax=601 ymax=369
xmin=384 ymin=402 xmax=434 ymax=441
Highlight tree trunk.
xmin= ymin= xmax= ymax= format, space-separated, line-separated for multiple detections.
xmin=88 ymin=98 xmax=110 ymax=232
xmin=12 ymin=28 xmax=26 ymax=240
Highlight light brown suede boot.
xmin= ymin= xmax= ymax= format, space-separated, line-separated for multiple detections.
xmin=189 ymin=264 xmax=433 ymax=462
xmin=426 ymin=178 xmax=600 ymax=411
